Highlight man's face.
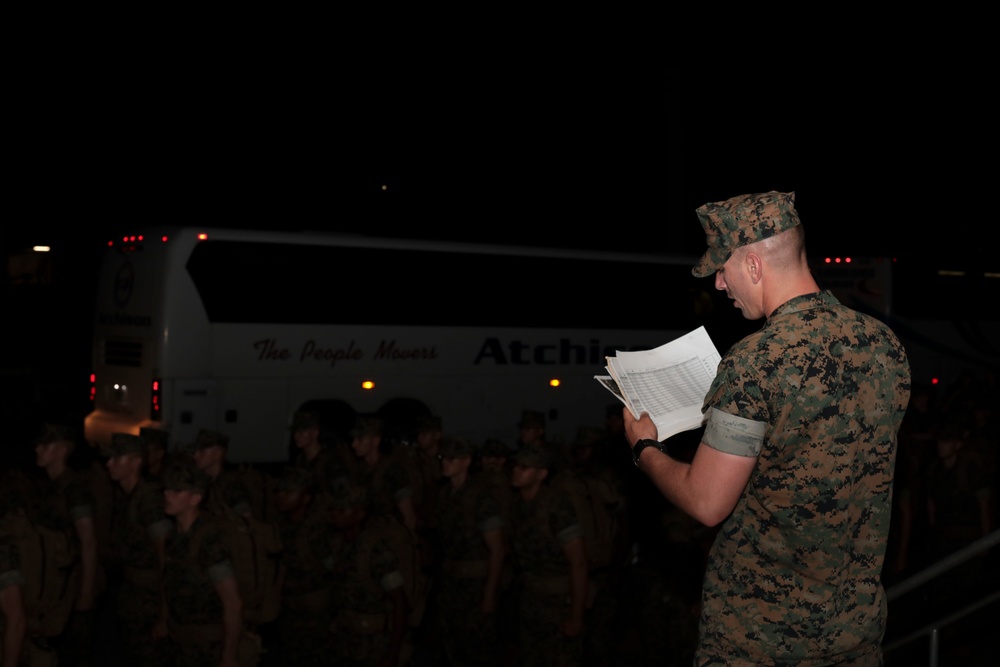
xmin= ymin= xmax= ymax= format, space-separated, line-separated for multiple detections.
xmin=106 ymin=453 xmax=138 ymax=482
xmin=35 ymin=441 xmax=65 ymax=468
xmin=439 ymin=454 xmax=470 ymax=479
xmin=351 ymin=433 xmax=379 ymax=459
xmin=715 ymin=251 xmax=762 ymax=320
xmin=510 ymin=463 xmax=545 ymax=489
xmin=293 ymin=426 xmax=319 ymax=450
xmin=192 ymin=445 xmax=222 ymax=470
xmin=163 ymin=488 xmax=201 ymax=516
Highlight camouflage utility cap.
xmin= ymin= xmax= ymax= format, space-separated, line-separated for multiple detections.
xmin=290 ymin=410 xmax=320 ymax=431
xmin=139 ymin=427 xmax=169 ymax=450
xmin=327 ymin=477 xmax=370 ymax=509
xmin=571 ymin=426 xmax=603 ymax=450
xmin=692 ymin=190 xmax=802 ymax=278
xmin=514 ymin=443 xmax=552 ymax=469
xmin=415 ymin=414 xmax=442 ymax=433
xmin=193 ymin=428 xmax=229 ymax=451
xmin=275 ymin=466 xmax=313 ymax=491
xmin=163 ymin=457 xmax=210 ymax=493
xmin=35 ymin=422 xmax=78 ymax=446
xmin=481 ymin=438 xmax=508 ymax=457
xmin=439 ymin=436 xmax=474 ymax=459
xmin=350 ymin=415 xmax=382 ymax=438
xmin=109 ymin=432 xmax=145 ymax=458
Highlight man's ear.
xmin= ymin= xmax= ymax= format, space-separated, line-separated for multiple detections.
xmin=747 ymin=253 xmax=763 ymax=284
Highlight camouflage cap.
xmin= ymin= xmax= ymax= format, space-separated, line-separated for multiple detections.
xmin=193 ymin=428 xmax=229 ymax=451
xmin=326 ymin=476 xmax=370 ymax=509
xmin=139 ymin=427 xmax=169 ymax=450
xmin=692 ymin=191 xmax=802 ymax=278
xmin=350 ymin=414 xmax=383 ymax=438
xmin=513 ymin=442 xmax=553 ymax=469
xmin=34 ymin=422 xmax=78 ymax=446
xmin=275 ymin=466 xmax=314 ymax=492
xmin=481 ymin=438 xmax=508 ymax=458
xmin=289 ymin=410 xmax=320 ymax=431
xmin=162 ymin=455 xmax=211 ymax=493
xmin=933 ymin=421 xmax=968 ymax=442
xmin=438 ymin=435 xmax=474 ymax=459
xmin=517 ymin=409 xmax=545 ymax=429
xmin=570 ymin=426 xmax=603 ymax=450
xmin=109 ymin=432 xmax=146 ymax=458
xmin=415 ymin=414 xmax=442 ymax=433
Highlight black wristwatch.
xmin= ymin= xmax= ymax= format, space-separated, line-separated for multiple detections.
xmin=632 ymin=439 xmax=662 ymax=467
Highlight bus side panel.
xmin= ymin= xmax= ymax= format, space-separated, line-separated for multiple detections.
xmin=216 ymin=378 xmax=293 ymax=463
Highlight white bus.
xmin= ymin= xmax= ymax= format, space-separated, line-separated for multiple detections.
xmin=83 ymin=227 xmax=743 ymax=463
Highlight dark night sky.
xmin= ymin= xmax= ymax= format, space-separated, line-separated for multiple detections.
xmin=5 ymin=45 xmax=992 ymax=264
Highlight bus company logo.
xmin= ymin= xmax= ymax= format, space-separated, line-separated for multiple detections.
xmin=113 ymin=261 xmax=135 ymax=309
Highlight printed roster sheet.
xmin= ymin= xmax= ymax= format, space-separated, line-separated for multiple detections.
xmin=595 ymin=326 xmax=722 ymax=441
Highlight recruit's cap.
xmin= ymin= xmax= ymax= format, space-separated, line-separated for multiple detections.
xmin=109 ymin=432 xmax=145 ymax=458
xmin=439 ymin=436 xmax=474 ymax=459
xmin=193 ymin=429 xmax=229 ymax=451
xmin=692 ymin=190 xmax=802 ymax=278
xmin=290 ymin=411 xmax=321 ymax=431
xmin=139 ymin=427 xmax=169 ymax=450
xmin=275 ymin=466 xmax=313 ymax=492
xmin=514 ymin=442 xmax=553 ymax=469
xmin=350 ymin=414 xmax=383 ymax=438
xmin=517 ymin=409 xmax=545 ymax=429
xmin=481 ymin=438 xmax=508 ymax=458
xmin=34 ymin=422 xmax=78 ymax=446
xmin=162 ymin=455 xmax=210 ymax=493
xmin=415 ymin=415 xmax=442 ymax=433
xmin=570 ymin=426 xmax=603 ymax=450
xmin=326 ymin=477 xmax=370 ymax=509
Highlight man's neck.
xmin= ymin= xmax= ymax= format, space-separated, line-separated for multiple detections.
xmin=518 ymin=479 xmax=542 ymax=501
xmin=175 ymin=507 xmax=200 ymax=533
xmin=45 ymin=460 xmax=67 ymax=480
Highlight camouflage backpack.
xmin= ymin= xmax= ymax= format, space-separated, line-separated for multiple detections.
xmin=0 ymin=510 xmax=80 ymax=637
xmin=215 ymin=504 xmax=285 ymax=627
xmin=356 ymin=514 xmax=427 ymax=628
xmin=543 ymin=469 xmax=621 ymax=574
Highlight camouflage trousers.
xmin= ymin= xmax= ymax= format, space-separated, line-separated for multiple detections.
xmin=274 ymin=604 xmax=335 ymax=666
xmin=517 ymin=588 xmax=582 ymax=667
xmin=437 ymin=574 xmax=501 ymax=667
xmin=115 ymin=579 xmax=174 ymax=667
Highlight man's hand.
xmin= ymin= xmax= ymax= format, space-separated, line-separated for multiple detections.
xmin=623 ymin=408 xmax=659 ymax=446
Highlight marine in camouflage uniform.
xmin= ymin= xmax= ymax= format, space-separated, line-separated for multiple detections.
xmin=161 ymin=454 xmax=243 ymax=667
xmin=349 ymin=415 xmax=428 ymax=639
xmin=0 ymin=525 xmax=27 ymax=666
xmin=191 ymin=429 xmax=256 ymax=519
xmin=105 ymin=433 xmax=174 ymax=667
xmin=272 ymin=466 xmax=336 ymax=667
xmin=509 ymin=443 xmax=587 ymax=667
xmin=627 ymin=191 xmax=911 ymax=666
xmin=325 ymin=479 xmax=408 ymax=667
xmin=290 ymin=410 xmax=357 ymax=508
xmin=435 ymin=436 xmax=506 ymax=667
xmin=33 ymin=422 xmax=98 ymax=667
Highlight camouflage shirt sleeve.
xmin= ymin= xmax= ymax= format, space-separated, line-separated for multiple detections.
xmin=475 ymin=487 xmax=503 ymax=534
xmin=384 ymin=459 xmax=414 ymax=504
xmin=368 ymin=537 xmax=404 ymax=592
xmin=550 ymin=488 xmax=582 ymax=544
xmin=65 ymin=471 xmax=96 ymax=521
xmin=197 ymin=517 xmax=236 ymax=584
xmin=0 ymin=540 xmax=25 ymax=589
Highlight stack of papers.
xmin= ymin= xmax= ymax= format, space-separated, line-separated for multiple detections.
xmin=595 ymin=326 xmax=722 ymax=441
